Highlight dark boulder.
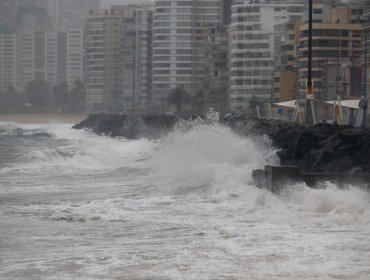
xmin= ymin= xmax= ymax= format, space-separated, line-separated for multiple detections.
xmin=74 ymin=114 xmax=370 ymax=174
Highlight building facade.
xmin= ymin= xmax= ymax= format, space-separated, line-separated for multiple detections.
xmin=0 ymin=34 xmax=17 ymax=94
xmin=17 ymin=32 xmax=35 ymax=90
xmin=273 ymin=19 xmax=301 ymax=102
xmin=66 ymin=29 xmax=84 ymax=86
xmin=15 ymin=30 xmax=80 ymax=91
xmin=152 ymin=0 xmax=222 ymax=112
xmin=202 ymin=24 xmax=229 ymax=112
xmin=111 ymin=4 xmax=153 ymax=113
xmin=229 ymin=0 xmax=303 ymax=112
xmin=134 ymin=5 xmax=153 ymax=112
xmin=362 ymin=3 xmax=370 ymax=97
xmin=0 ymin=0 xmax=18 ymax=33
xmin=298 ymin=3 xmax=363 ymax=100
xmin=85 ymin=11 xmax=122 ymax=112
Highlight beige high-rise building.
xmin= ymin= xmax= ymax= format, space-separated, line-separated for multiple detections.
xmin=85 ymin=11 xmax=122 ymax=112
xmin=298 ymin=3 xmax=363 ymax=100
xmin=273 ymin=19 xmax=301 ymax=102
xmin=0 ymin=34 xmax=17 ymax=93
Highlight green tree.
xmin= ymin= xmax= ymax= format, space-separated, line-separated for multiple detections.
xmin=68 ymin=79 xmax=85 ymax=112
xmin=0 ymin=85 xmax=17 ymax=112
xmin=167 ymin=87 xmax=191 ymax=114
xmin=26 ymin=79 xmax=52 ymax=108
xmin=53 ymin=83 xmax=69 ymax=110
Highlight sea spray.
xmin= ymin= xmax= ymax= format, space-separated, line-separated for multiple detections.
xmin=1 ymin=122 xmax=370 ymax=280
xmin=146 ymin=117 xmax=276 ymax=197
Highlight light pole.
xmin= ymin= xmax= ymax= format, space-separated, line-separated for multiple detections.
xmin=335 ymin=23 xmax=344 ymax=124
xmin=361 ymin=22 xmax=368 ymax=127
xmin=305 ymin=0 xmax=316 ymax=125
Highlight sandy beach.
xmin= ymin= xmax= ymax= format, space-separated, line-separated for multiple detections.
xmin=0 ymin=113 xmax=88 ymax=124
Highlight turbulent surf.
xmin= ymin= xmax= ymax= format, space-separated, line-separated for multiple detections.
xmin=0 ymin=120 xmax=370 ymax=280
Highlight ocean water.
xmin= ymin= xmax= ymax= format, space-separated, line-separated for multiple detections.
xmin=0 ymin=120 xmax=370 ymax=280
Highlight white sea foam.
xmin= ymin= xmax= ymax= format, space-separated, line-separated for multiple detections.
xmin=1 ymin=123 xmax=155 ymax=173
xmin=1 ymin=121 xmax=370 ymax=280
xmin=146 ymin=120 xmax=275 ymax=198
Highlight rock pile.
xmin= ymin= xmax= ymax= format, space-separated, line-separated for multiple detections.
xmin=73 ymin=114 xmax=370 ymax=173
xmin=72 ymin=113 xmax=179 ymax=139
xmin=248 ymin=120 xmax=370 ymax=173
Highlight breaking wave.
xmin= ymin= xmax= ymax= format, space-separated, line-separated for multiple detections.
xmin=2 ymin=120 xmax=370 ymax=280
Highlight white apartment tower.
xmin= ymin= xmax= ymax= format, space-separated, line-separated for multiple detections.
xmin=67 ymin=29 xmax=84 ymax=86
xmin=229 ymin=0 xmax=302 ymax=112
xmin=85 ymin=11 xmax=122 ymax=112
xmin=0 ymin=34 xmax=17 ymax=93
xmin=16 ymin=30 xmax=83 ymax=91
xmin=18 ymin=32 xmax=35 ymax=90
xmin=152 ymin=0 xmax=221 ymax=112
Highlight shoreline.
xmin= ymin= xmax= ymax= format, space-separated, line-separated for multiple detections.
xmin=0 ymin=113 xmax=88 ymax=124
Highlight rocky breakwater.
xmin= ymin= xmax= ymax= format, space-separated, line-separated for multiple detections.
xmin=72 ymin=113 xmax=180 ymax=139
xmin=73 ymin=114 xmax=370 ymax=191
xmin=250 ymin=120 xmax=370 ymax=192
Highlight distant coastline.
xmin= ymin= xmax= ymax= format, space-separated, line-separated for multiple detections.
xmin=0 ymin=113 xmax=87 ymax=124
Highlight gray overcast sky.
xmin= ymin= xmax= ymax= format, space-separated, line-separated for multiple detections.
xmin=100 ymin=0 xmax=150 ymax=8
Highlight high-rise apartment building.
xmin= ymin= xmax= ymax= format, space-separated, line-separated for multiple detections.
xmin=202 ymin=24 xmax=229 ymax=112
xmin=67 ymin=29 xmax=84 ymax=86
xmin=229 ymin=0 xmax=303 ymax=112
xmin=0 ymin=34 xmax=17 ymax=93
xmin=33 ymin=31 xmax=57 ymax=84
xmin=15 ymin=5 xmax=51 ymax=33
xmin=16 ymin=29 xmax=83 ymax=91
xmin=111 ymin=4 xmax=153 ymax=113
xmin=85 ymin=11 xmax=122 ymax=112
xmin=134 ymin=5 xmax=153 ymax=112
xmin=273 ymin=19 xmax=301 ymax=102
xmin=17 ymin=32 xmax=35 ymax=90
xmin=1 ymin=0 xmax=97 ymax=31
xmin=298 ymin=3 xmax=363 ymax=100
xmin=0 ymin=1 xmax=18 ymax=33
xmin=18 ymin=31 xmax=55 ymax=89
xmin=48 ymin=0 xmax=100 ymax=30
xmin=152 ymin=0 xmax=222 ymax=112
xmin=112 ymin=5 xmax=139 ymax=112
xmin=56 ymin=32 xmax=67 ymax=85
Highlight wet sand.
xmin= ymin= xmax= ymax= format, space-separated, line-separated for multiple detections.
xmin=0 ymin=113 xmax=88 ymax=124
